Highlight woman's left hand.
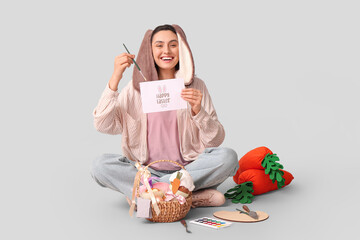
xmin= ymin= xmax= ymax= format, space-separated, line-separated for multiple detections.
xmin=181 ymin=88 xmax=203 ymax=116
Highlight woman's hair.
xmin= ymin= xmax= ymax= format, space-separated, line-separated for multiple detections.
xmin=150 ymin=24 xmax=180 ymax=71
xmin=150 ymin=24 xmax=177 ymax=43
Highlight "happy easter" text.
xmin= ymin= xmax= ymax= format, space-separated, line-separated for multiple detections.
xmin=156 ymin=93 xmax=170 ymax=105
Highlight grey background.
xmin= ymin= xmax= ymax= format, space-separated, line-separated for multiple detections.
xmin=1 ymin=0 xmax=359 ymax=239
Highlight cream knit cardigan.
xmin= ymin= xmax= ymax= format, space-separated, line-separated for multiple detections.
xmin=93 ymin=76 xmax=225 ymax=164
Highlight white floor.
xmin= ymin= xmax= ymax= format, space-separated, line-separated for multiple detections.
xmin=3 ymin=148 xmax=358 ymax=239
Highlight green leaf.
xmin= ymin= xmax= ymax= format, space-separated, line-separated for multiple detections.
xmin=277 ymin=179 xmax=285 ymax=189
xmin=245 ymin=182 xmax=253 ymax=187
xmin=269 ymin=170 xmax=276 ymax=180
xmin=235 ymin=194 xmax=244 ymax=200
xmin=225 ymin=181 xmax=254 ymax=204
xmin=224 ymin=193 xmax=236 ymax=198
xmin=226 ymin=186 xmax=240 ymax=192
xmin=275 ymin=162 xmax=284 ymax=169
xmin=261 ymin=153 xmax=286 ymax=189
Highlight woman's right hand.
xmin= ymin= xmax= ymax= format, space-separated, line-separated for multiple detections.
xmin=109 ymin=53 xmax=135 ymax=91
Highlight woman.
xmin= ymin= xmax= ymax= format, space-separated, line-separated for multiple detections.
xmin=92 ymin=24 xmax=238 ymax=207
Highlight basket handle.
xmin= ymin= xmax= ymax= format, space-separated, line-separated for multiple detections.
xmin=135 ymin=160 xmax=188 ymax=198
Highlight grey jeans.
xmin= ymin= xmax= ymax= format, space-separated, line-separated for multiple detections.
xmin=91 ymin=147 xmax=238 ymax=199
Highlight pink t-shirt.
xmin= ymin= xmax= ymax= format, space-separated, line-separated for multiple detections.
xmin=145 ymin=110 xmax=189 ymax=171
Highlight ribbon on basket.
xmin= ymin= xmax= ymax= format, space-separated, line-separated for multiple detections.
xmin=129 ymin=162 xmax=160 ymax=217
xmin=164 ymin=191 xmax=186 ymax=204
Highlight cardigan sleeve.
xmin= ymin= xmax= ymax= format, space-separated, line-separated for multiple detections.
xmin=93 ymin=84 xmax=123 ymax=135
xmin=189 ymin=79 xmax=225 ymax=147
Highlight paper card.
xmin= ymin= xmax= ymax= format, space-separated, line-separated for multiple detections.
xmin=136 ymin=198 xmax=152 ymax=218
xmin=139 ymin=78 xmax=187 ymax=113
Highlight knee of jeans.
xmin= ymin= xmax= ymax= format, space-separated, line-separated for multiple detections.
xmin=221 ymin=148 xmax=239 ymax=173
xmin=91 ymin=154 xmax=106 ymax=179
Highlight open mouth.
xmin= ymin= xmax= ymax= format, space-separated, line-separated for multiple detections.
xmin=160 ymin=56 xmax=174 ymax=63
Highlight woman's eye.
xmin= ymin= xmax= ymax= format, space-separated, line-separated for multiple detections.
xmin=171 ymin=44 xmax=177 ymax=47
xmin=156 ymin=45 xmax=163 ymax=48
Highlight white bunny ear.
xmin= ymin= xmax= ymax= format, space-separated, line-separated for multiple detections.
xmin=163 ymin=85 xmax=167 ymax=92
xmin=158 ymin=85 xmax=162 ymax=93
xmin=173 ymin=25 xmax=195 ymax=86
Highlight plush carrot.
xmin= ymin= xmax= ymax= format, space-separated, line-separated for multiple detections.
xmin=171 ymin=172 xmax=182 ymax=194
xmin=233 ymin=146 xmax=271 ymax=184
xmin=237 ymin=146 xmax=273 ymax=173
xmin=237 ymin=169 xmax=294 ymax=195
xmin=226 ymin=146 xmax=294 ymax=203
xmin=233 ymin=146 xmax=285 ymax=188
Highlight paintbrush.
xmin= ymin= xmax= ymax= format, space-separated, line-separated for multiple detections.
xmin=180 ymin=220 xmax=191 ymax=233
xmin=123 ymin=43 xmax=147 ymax=81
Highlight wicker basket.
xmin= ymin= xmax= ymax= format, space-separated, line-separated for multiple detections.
xmin=136 ymin=160 xmax=192 ymax=223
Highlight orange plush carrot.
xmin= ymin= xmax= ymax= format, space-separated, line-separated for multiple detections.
xmin=233 ymin=146 xmax=272 ymax=184
xmin=233 ymin=146 xmax=284 ymax=186
xmin=226 ymin=146 xmax=294 ymax=203
xmin=239 ymin=146 xmax=272 ymax=173
xmin=237 ymin=169 xmax=294 ymax=195
xmin=171 ymin=172 xmax=182 ymax=194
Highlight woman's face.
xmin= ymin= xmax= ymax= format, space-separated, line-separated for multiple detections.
xmin=151 ymin=30 xmax=179 ymax=72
